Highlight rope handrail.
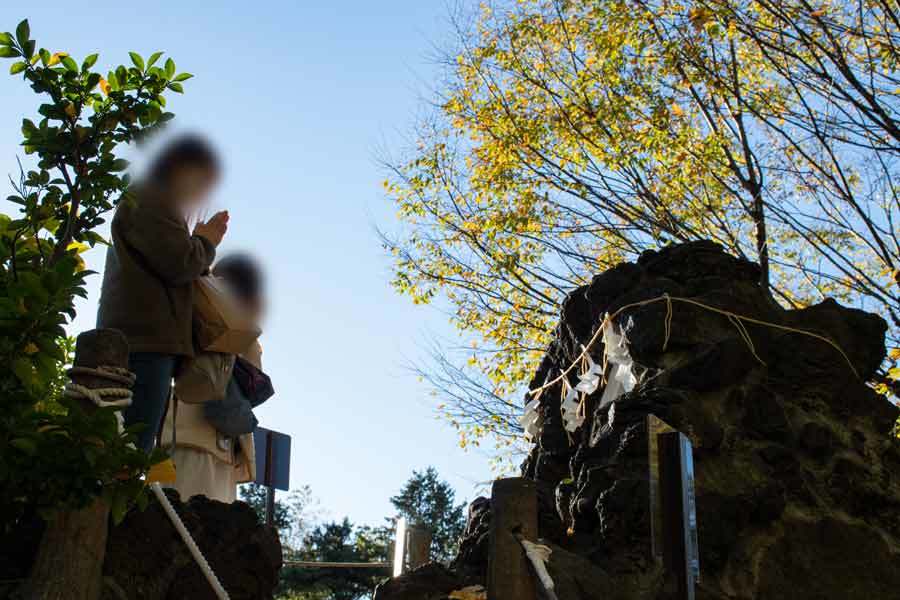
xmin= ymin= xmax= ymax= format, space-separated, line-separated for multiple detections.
xmin=528 ymin=293 xmax=859 ymax=397
xmin=282 ymin=561 xmax=392 ymax=569
xmin=151 ymin=482 xmax=230 ymax=600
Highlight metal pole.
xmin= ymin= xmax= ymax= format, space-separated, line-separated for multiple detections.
xmin=265 ymin=430 xmax=275 ymax=527
xmin=265 ymin=486 xmax=275 ymax=528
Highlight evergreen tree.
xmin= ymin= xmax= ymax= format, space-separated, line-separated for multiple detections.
xmin=389 ymin=467 xmax=466 ymax=563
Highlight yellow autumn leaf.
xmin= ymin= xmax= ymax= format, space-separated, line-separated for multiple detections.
xmin=146 ymin=458 xmax=178 ymax=484
xmin=67 ymin=242 xmax=89 ymax=271
xmin=688 ymin=6 xmax=713 ymax=30
xmin=448 ymin=586 xmax=486 ymax=600
xmin=890 ymin=348 xmax=900 ymax=360
xmin=23 ymin=343 xmax=39 ymax=355
xmin=47 ymin=52 xmax=67 ymax=67
xmin=99 ymin=77 xmax=110 ymax=95
xmin=671 ymin=103 xmax=685 ymax=117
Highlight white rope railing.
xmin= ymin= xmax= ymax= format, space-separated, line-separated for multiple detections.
xmin=283 ymin=561 xmax=392 ymax=568
xmin=151 ymin=482 xmax=230 ymax=600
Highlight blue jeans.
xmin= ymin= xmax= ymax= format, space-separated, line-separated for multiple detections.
xmin=124 ymin=353 xmax=178 ymax=452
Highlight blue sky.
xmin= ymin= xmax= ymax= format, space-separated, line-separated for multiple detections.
xmin=0 ymin=1 xmax=498 ymax=525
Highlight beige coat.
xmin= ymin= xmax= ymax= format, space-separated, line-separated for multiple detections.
xmin=161 ymin=341 xmax=262 ymax=484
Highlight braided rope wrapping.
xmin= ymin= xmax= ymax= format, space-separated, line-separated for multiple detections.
xmin=63 ymin=365 xmax=135 ymax=433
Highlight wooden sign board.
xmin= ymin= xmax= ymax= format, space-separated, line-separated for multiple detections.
xmin=658 ymin=430 xmax=700 ymax=600
xmin=253 ymin=427 xmax=291 ymax=491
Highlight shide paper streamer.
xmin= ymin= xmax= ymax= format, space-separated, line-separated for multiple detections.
xmin=521 ymin=315 xmax=640 ymax=439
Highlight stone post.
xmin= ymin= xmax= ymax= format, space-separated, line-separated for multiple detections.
xmin=22 ymin=329 xmax=130 ymax=600
xmin=405 ymin=524 xmax=433 ymax=571
xmin=487 ymin=477 xmax=538 ymax=600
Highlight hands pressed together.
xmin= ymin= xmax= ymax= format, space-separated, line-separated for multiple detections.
xmin=194 ymin=210 xmax=229 ymax=247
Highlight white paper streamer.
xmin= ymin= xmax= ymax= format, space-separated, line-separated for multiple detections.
xmin=560 ymin=379 xmax=583 ymax=432
xmin=598 ymin=318 xmax=637 ymax=408
xmin=559 ymin=318 xmax=641 ymax=433
xmin=520 ymin=397 xmax=543 ymax=441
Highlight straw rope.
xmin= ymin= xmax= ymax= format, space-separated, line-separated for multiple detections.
xmin=528 ymin=293 xmax=859 ymax=398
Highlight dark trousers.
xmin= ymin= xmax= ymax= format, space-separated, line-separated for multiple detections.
xmin=124 ymin=353 xmax=178 ymax=452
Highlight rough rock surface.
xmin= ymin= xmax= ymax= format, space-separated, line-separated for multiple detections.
xmin=377 ymin=241 xmax=900 ymax=600
xmin=0 ymin=491 xmax=282 ymax=600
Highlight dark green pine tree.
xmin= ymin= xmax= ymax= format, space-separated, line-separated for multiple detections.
xmin=389 ymin=467 xmax=467 ymax=563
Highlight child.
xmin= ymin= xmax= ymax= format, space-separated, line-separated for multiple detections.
xmin=162 ymin=253 xmax=266 ymax=502
xmin=97 ymin=135 xmax=228 ymax=451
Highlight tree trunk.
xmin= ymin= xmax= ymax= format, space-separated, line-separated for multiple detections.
xmin=20 ymin=329 xmax=130 ymax=600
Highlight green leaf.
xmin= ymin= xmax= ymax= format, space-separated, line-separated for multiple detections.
xmin=167 ymin=82 xmax=184 ymax=93
xmin=0 ymin=32 xmax=11 ymax=46
xmin=83 ymin=231 xmax=109 ymax=246
xmin=173 ymin=72 xmax=193 ymax=82
xmin=82 ymin=53 xmax=98 ymax=71
xmin=61 ymin=56 xmax=78 ymax=73
xmin=15 ymin=19 xmax=29 ymax=48
xmin=10 ymin=437 xmax=37 ymax=455
xmin=129 ymin=51 xmax=144 ymax=71
xmin=146 ymin=51 xmax=163 ymax=68
xmin=164 ymin=57 xmax=175 ymax=78
xmin=110 ymin=488 xmax=128 ymax=524
xmin=23 ymin=40 xmax=34 ymax=59
xmin=0 ymin=46 xmax=20 ymax=58
xmin=11 ymin=357 xmax=33 ymax=386
xmin=39 ymin=48 xmax=50 ymax=66
xmin=9 ymin=61 xmax=26 ymax=75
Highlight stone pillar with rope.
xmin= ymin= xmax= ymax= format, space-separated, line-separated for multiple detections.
xmin=21 ymin=329 xmax=132 ymax=600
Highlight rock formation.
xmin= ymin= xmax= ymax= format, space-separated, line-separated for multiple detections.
xmin=378 ymin=241 xmax=900 ymax=600
xmin=0 ymin=490 xmax=282 ymax=600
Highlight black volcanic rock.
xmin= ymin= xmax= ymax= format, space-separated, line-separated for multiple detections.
xmin=103 ymin=490 xmax=282 ymax=600
xmin=0 ymin=491 xmax=282 ymax=600
xmin=377 ymin=241 xmax=900 ymax=600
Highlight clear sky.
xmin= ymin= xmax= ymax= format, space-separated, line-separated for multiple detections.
xmin=0 ymin=1 xmax=497 ymax=526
